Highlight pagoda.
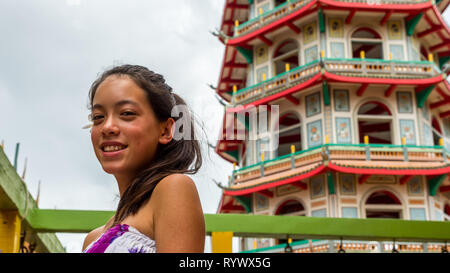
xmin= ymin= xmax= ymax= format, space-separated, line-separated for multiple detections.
xmin=214 ymin=0 xmax=450 ymax=252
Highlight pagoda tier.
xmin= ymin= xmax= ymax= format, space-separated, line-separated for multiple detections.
xmin=213 ymin=0 xmax=450 ymax=252
xmin=216 ymin=0 xmax=450 ymax=101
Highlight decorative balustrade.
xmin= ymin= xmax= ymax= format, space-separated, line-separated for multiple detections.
xmin=333 ymin=0 xmax=428 ymax=4
xmin=230 ymin=144 xmax=448 ymax=186
xmin=230 ymin=59 xmax=437 ymax=106
xmin=235 ymin=0 xmax=310 ymax=37
xmin=234 ymin=0 xmax=429 ymax=38
xmin=324 ymin=58 xmax=436 ymax=78
xmin=232 ymin=60 xmax=320 ymax=105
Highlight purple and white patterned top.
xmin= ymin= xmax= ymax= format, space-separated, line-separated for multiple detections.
xmin=83 ymin=224 xmax=156 ymax=253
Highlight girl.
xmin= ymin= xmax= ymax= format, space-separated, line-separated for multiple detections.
xmin=82 ymin=65 xmax=205 ymax=253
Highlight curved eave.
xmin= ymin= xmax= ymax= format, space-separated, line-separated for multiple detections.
xmin=216 ymin=193 xmax=247 ymax=214
xmin=323 ymin=72 xmax=445 ymax=86
xmin=223 ymin=162 xmax=450 ymax=197
xmin=437 ymin=0 xmax=450 ymax=13
xmin=223 ymin=164 xmax=326 ymax=196
xmin=220 ymin=0 xmax=250 ymax=37
xmin=216 ymin=142 xmax=241 ymax=164
xmin=328 ymin=162 xmax=450 ymax=176
xmin=226 ymin=71 xmax=445 ymax=112
xmin=216 ymin=45 xmax=248 ymax=102
xmin=415 ymin=5 xmax=450 ymax=55
xmin=428 ymin=80 xmax=450 ymax=115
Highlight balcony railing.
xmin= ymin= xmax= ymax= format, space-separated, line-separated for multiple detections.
xmin=324 ymin=58 xmax=436 ymax=78
xmin=232 ymin=60 xmax=321 ymax=105
xmin=231 ymin=58 xmax=437 ymax=106
xmin=235 ymin=0 xmax=311 ymax=37
xmin=234 ymin=0 xmax=429 ymax=38
xmin=230 ymin=144 xmax=448 ymax=186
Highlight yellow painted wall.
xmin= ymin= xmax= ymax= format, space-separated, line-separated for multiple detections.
xmin=0 ymin=210 xmax=21 ymax=253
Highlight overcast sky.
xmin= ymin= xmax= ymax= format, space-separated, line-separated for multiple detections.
xmin=0 ymin=0 xmax=231 ymax=252
xmin=1 ymin=0 xmax=449 ymax=253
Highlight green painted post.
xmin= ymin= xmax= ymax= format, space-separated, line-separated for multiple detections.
xmin=327 ymin=172 xmax=335 ymax=194
xmin=323 ymin=81 xmax=330 ymax=106
xmin=416 ymin=85 xmax=435 ymax=108
xmin=405 ymin=14 xmax=423 ymax=36
xmin=439 ymin=56 xmax=450 ymax=68
xmin=318 ymin=9 xmax=325 ymax=34
xmin=234 ymin=196 xmax=252 ymax=213
xmin=427 ymin=174 xmax=447 ymax=196
xmin=236 ymin=46 xmax=253 ymax=64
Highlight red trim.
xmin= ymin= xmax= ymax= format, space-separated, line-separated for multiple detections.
xmin=285 ymin=94 xmax=300 ymax=105
xmin=224 ymin=165 xmax=326 ymax=196
xmin=328 ymin=162 xmax=450 ymax=176
xmin=258 ymin=35 xmax=273 ymax=46
xmin=380 ymin=10 xmax=393 ymax=26
xmin=324 ymin=72 xmax=444 ymax=86
xmin=228 ymin=3 xmax=249 ymax=9
xmin=291 ymin=181 xmax=307 ymax=190
xmin=345 ymin=9 xmax=356 ymax=24
xmin=417 ymin=24 xmax=443 ymax=38
xmin=222 ymin=199 xmax=246 ymax=211
xmin=439 ymin=185 xmax=450 ymax=193
xmin=384 ymin=84 xmax=397 ymax=97
xmin=432 ymin=116 xmax=442 ymax=134
xmin=356 ymin=83 xmax=369 ymax=96
xmin=439 ymin=110 xmax=450 ymax=119
xmin=359 ymin=174 xmax=371 ymax=185
xmin=285 ymin=21 xmax=301 ymax=34
xmin=400 ymin=175 xmax=413 ymax=185
xmin=257 ymin=189 xmax=274 ymax=198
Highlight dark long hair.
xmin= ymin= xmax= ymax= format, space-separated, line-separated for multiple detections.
xmin=88 ymin=64 xmax=202 ymax=225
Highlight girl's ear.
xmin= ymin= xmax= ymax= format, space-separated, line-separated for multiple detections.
xmin=159 ymin=118 xmax=175 ymax=145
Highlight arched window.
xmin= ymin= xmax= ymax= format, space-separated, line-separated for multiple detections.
xmin=357 ymin=101 xmax=393 ymax=144
xmin=364 ymin=190 xmax=402 ymax=219
xmin=432 ymin=116 xmax=443 ymax=146
xmin=273 ymin=40 xmax=299 ymax=76
xmin=276 ymin=199 xmax=305 ymax=215
xmin=351 ymin=28 xmax=383 ymax=59
xmin=275 ymin=112 xmax=302 ymax=157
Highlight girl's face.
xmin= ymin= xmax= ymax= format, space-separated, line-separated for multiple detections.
xmin=90 ymin=75 xmax=166 ymax=178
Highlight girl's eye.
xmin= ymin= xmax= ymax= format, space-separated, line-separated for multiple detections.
xmin=92 ymin=115 xmax=104 ymax=121
xmin=122 ymin=111 xmax=136 ymax=116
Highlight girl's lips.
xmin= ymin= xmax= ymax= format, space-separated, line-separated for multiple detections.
xmin=101 ymin=147 xmax=127 ymax=158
